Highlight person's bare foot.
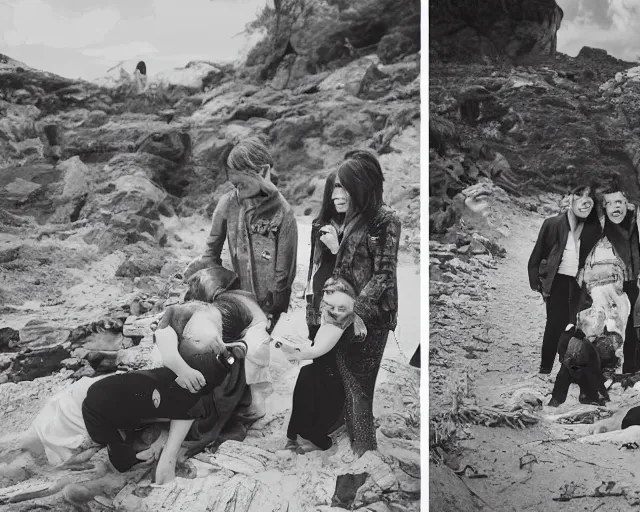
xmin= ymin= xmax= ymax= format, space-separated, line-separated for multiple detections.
xmin=296 ymin=438 xmax=324 ymax=454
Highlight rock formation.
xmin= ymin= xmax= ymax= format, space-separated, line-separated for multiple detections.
xmin=429 ymin=0 xmax=563 ymax=65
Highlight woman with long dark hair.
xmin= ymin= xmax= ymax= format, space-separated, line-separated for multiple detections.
xmin=305 ymin=172 xmax=347 ymax=339
xmin=330 ymin=150 xmax=401 ymax=456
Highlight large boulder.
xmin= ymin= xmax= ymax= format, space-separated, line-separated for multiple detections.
xmin=319 ymin=55 xmax=383 ymax=97
xmin=115 ymin=242 xmax=166 ymax=278
xmin=58 ymin=156 xmax=92 ymax=199
xmin=135 ymin=130 xmax=190 ymax=163
xmin=429 ymin=0 xmax=563 ymax=64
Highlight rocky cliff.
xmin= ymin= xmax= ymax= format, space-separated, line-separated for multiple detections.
xmin=428 ymin=25 xmax=640 ymax=512
xmin=429 ymin=46 xmax=640 ymax=236
xmin=429 ymin=0 xmax=563 ymax=65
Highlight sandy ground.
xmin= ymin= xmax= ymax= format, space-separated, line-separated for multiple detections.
xmin=434 ymin=206 xmax=640 ymax=511
xmin=0 ymin=213 xmax=420 ymax=450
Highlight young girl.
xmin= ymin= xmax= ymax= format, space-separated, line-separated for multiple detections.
xmin=280 ymin=278 xmax=360 ymax=453
xmin=184 ymin=138 xmax=298 ymax=334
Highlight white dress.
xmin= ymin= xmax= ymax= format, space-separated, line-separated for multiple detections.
xmin=30 ymin=375 xmax=112 ymax=466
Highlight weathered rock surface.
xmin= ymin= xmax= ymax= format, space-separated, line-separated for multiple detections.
xmin=429 ymin=0 xmax=563 ymax=65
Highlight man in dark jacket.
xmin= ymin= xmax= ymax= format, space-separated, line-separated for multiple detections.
xmin=601 ymin=186 xmax=640 ymax=373
xmin=528 ymin=184 xmax=601 ymax=373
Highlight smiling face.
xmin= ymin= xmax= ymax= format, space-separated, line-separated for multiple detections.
xmin=331 ymin=178 xmax=351 ymax=214
xmin=570 ymin=189 xmax=594 ymax=220
xmin=604 ymin=191 xmax=627 ymax=224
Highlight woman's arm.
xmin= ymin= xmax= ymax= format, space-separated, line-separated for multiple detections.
xmin=270 ymin=209 xmax=298 ymax=315
xmin=154 ymin=419 xmax=195 ymax=485
xmin=154 ymin=327 xmax=206 ymax=393
xmin=528 ymin=219 xmax=549 ymax=292
xmin=154 ymin=304 xmax=207 ymax=393
xmin=296 ymin=323 xmax=344 ymax=360
xmin=352 ymin=215 xmax=401 ymax=326
xmin=184 ymin=192 xmax=231 ymax=279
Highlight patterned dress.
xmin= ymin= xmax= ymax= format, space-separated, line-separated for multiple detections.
xmin=332 ymin=206 xmax=401 ymax=455
xmin=577 ymin=237 xmax=630 ymax=341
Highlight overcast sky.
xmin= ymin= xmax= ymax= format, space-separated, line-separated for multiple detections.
xmin=1 ymin=0 xmax=638 ymax=80
xmin=557 ymin=0 xmax=640 ymax=62
xmin=0 ymin=0 xmax=267 ymax=79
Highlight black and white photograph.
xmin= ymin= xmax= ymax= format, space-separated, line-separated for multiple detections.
xmin=429 ymin=0 xmax=640 ymax=510
xmin=0 ymin=0 xmax=422 ymax=510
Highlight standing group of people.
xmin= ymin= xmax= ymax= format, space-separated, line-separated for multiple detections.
xmin=0 ymin=138 xmax=402 ymax=485
xmin=528 ymin=182 xmax=640 ymax=376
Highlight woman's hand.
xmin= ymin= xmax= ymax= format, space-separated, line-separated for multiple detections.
xmin=175 ymin=366 xmax=206 ymax=393
xmin=154 ymin=451 xmax=177 ymax=486
xmin=275 ymin=340 xmax=303 ymax=360
xmin=319 ymin=225 xmax=340 ymax=255
xmin=353 ymin=314 xmax=367 ymax=341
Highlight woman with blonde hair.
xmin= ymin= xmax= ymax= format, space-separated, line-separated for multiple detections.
xmin=185 ymin=137 xmax=298 ymax=334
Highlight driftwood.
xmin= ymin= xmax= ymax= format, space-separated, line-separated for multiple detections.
xmin=553 ymin=481 xmax=624 ymax=502
xmin=430 ymin=406 xmax=539 ymax=450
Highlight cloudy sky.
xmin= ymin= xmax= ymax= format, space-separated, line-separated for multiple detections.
xmin=0 ymin=0 xmax=267 ymax=80
xmin=557 ymin=0 xmax=640 ymax=61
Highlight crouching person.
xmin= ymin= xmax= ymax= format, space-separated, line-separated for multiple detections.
xmin=0 ymin=297 xmax=249 ymax=487
xmin=548 ymin=324 xmax=609 ymax=407
xmin=81 ymin=338 xmax=241 ymax=482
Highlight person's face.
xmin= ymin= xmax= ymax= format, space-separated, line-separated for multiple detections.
xmin=321 ymin=290 xmax=355 ymax=324
xmin=227 ymin=168 xmax=263 ymax=199
xmin=604 ymin=191 xmax=627 ymax=224
xmin=570 ymin=189 xmax=594 ymax=220
xmin=181 ymin=309 xmax=224 ymax=355
xmin=331 ymin=178 xmax=351 ymax=214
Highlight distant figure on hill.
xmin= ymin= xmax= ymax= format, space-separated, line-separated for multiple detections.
xmin=134 ymin=60 xmax=148 ymax=93
xmin=135 ymin=61 xmax=147 ymax=76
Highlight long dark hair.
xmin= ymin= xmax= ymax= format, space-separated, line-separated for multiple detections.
xmin=214 ymin=293 xmax=254 ymax=341
xmin=314 ymin=171 xmax=339 ymax=226
xmin=136 ymin=61 xmax=147 ymax=76
xmin=337 ymin=150 xmax=384 ymax=218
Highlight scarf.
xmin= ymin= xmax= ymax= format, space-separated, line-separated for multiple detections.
xmin=603 ymin=212 xmax=640 ymax=281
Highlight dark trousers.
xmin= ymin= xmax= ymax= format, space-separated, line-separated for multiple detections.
xmin=82 ymin=370 xmax=201 ymax=472
xmin=623 ymin=281 xmax=640 ymax=373
xmin=541 ymin=274 xmax=580 ymax=370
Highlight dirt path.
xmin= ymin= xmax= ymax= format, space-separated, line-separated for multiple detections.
xmin=436 ymin=207 xmax=640 ymax=511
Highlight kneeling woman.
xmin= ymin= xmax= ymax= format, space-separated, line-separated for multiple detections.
xmin=281 ymin=278 xmax=360 ymax=453
xmin=0 ymin=295 xmax=250 ymax=484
